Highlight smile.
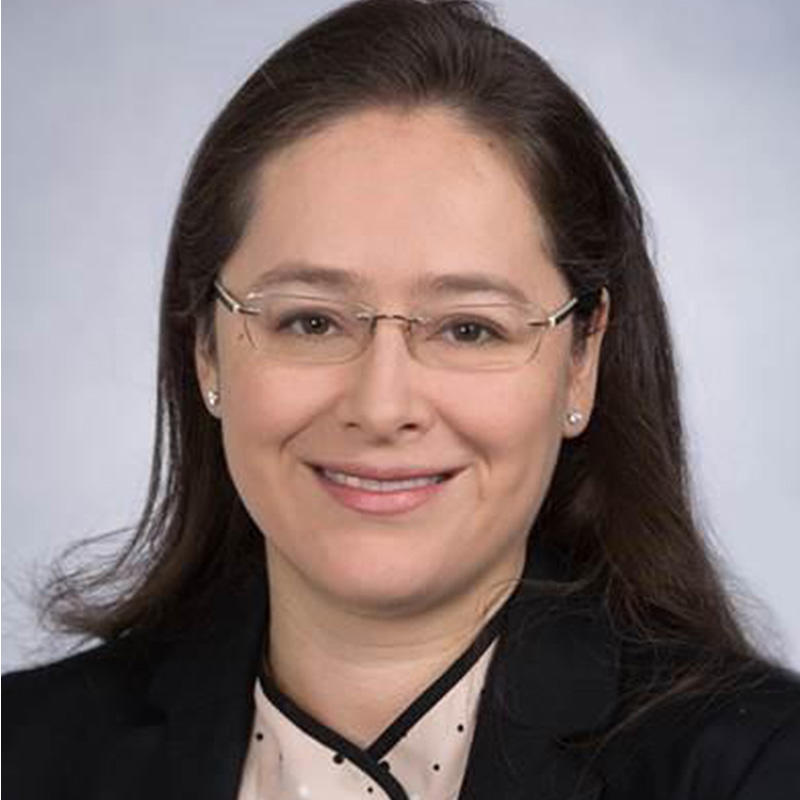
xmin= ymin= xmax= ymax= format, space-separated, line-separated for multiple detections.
xmin=310 ymin=464 xmax=460 ymax=515
xmin=320 ymin=468 xmax=448 ymax=492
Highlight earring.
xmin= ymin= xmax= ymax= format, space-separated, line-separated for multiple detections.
xmin=566 ymin=410 xmax=584 ymax=426
xmin=207 ymin=388 xmax=220 ymax=409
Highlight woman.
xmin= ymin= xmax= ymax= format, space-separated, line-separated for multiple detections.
xmin=4 ymin=1 xmax=799 ymax=798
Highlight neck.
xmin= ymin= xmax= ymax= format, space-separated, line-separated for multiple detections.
xmin=265 ymin=550 xmax=520 ymax=747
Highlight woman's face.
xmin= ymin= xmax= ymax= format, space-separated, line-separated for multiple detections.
xmin=197 ymin=106 xmax=605 ymax=616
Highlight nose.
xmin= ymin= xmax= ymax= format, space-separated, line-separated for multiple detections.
xmin=334 ymin=319 xmax=434 ymax=441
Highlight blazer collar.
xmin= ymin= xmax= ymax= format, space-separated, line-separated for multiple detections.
xmin=458 ymin=552 xmax=619 ymax=799
xmin=146 ymin=572 xmax=268 ymax=712
xmin=137 ymin=571 xmax=268 ymax=800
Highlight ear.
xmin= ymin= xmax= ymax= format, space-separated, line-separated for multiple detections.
xmin=194 ymin=321 xmax=221 ymax=417
xmin=562 ymin=288 xmax=610 ymax=438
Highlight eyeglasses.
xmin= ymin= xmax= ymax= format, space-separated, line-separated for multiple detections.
xmin=213 ymin=279 xmax=603 ymax=371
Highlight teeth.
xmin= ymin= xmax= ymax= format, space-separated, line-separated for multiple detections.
xmin=321 ymin=469 xmax=446 ymax=492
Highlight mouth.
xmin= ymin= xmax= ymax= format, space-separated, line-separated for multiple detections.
xmin=308 ymin=463 xmax=462 ymax=515
xmin=316 ymin=466 xmax=453 ymax=490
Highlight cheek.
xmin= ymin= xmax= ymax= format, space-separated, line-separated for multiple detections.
xmin=442 ymin=364 xmax=568 ymax=534
xmin=449 ymin=368 xmax=566 ymax=467
xmin=219 ymin=359 xmax=336 ymax=476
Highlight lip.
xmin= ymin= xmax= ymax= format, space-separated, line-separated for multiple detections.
xmin=308 ymin=462 xmax=464 ymax=516
xmin=309 ymin=461 xmax=462 ymax=481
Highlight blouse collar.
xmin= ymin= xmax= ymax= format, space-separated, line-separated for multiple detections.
xmin=239 ymin=592 xmax=509 ymax=800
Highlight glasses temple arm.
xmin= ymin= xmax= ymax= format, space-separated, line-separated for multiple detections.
xmin=213 ymin=280 xmax=260 ymax=315
xmin=527 ymin=287 xmax=605 ymax=329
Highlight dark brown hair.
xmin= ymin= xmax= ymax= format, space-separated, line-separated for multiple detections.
xmin=45 ymin=0 xmax=758 ymax=729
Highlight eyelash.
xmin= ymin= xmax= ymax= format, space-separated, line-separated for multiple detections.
xmin=275 ymin=311 xmax=343 ymax=336
xmin=433 ymin=318 xmax=507 ymax=345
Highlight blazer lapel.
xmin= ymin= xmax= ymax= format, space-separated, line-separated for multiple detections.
xmin=94 ymin=573 xmax=268 ymax=800
xmin=88 ymin=721 xmax=169 ymax=800
xmin=459 ymin=572 xmax=619 ymax=800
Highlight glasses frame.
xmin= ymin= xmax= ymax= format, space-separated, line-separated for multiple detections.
xmin=212 ymin=279 xmax=603 ymax=369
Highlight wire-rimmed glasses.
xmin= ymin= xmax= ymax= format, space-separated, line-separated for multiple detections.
xmin=213 ymin=279 xmax=603 ymax=371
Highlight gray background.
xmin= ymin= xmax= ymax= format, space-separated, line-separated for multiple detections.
xmin=3 ymin=0 xmax=799 ymax=671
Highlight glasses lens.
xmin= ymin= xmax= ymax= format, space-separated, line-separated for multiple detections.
xmin=244 ymin=294 xmax=366 ymax=363
xmin=239 ymin=294 xmax=546 ymax=370
xmin=414 ymin=303 xmax=543 ymax=370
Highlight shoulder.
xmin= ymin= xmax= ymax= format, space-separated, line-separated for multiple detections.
xmin=3 ymin=634 xmax=165 ymax=746
xmin=600 ymin=662 xmax=800 ymax=799
xmin=2 ymin=635 xmax=168 ymax=798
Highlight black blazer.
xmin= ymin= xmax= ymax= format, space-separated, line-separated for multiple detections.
xmin=4 ymin=565 xmax=800 ymax=800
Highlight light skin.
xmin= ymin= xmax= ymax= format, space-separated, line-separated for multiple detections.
xmin=196 ymin=105 xmax=608 ymax=746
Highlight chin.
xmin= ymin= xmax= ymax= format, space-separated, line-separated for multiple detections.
xmin=310 ymin=547 xmax=464 ymax=616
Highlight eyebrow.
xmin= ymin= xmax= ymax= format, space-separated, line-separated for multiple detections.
xmin=417 ymin=272 xmax=531 ymax=304
xmin=247 ymin=262 xmax=366 ymax=293
xmin=247 ymin=261 xmax=531 ymax=304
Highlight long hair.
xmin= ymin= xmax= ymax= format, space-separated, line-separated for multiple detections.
xmin=45 ymin=0 xmax=756 ymax=718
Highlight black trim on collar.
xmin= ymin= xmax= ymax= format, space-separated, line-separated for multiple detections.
xmin=258 ymin=591 xmax=512 ymax=800
xmin=367 ymin=606 xmax=506 ymax=758
xmin=259 ymin=674 xmax=412 ymax=800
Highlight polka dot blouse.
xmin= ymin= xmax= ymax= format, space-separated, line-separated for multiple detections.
xmin=237 ymin=619 xmax=501 ymax=800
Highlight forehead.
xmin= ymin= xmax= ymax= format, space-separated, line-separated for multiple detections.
xmin=225 ymin=106 xmax=562 ymax=302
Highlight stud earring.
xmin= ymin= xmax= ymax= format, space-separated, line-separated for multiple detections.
xmin=207 ymin=388 xmax=220 ymax=409
xmin=566 ymin=410 xmax=584 ymax=426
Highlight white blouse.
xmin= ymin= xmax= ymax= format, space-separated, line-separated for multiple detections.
xmin=237 ymin=622 xmax=501 ymax=800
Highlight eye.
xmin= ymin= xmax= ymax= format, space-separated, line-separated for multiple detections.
xmin=275 ymin=311 xmax=341 ymax=336
xmin=436 ymin=317 xmax=507 ymax=346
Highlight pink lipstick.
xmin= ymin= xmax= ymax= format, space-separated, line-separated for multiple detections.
xmin=310 ymin=464 xmax=458 ymax=515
